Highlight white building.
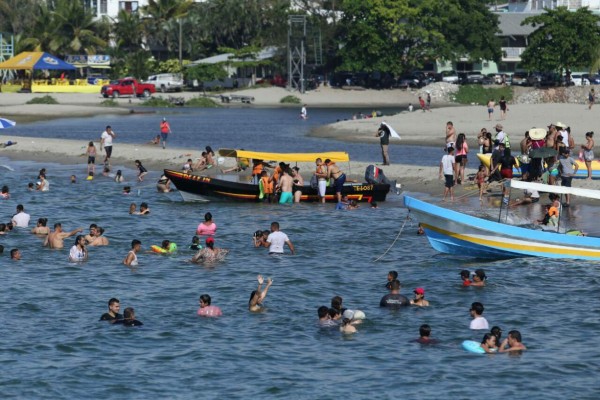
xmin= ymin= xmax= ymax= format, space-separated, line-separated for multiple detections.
xmin=82 ymin=0 xmax=207 ymax=20
xmin=507 ymin=0 xmax=600 ymax=12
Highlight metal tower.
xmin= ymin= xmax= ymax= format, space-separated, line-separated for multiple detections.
xmin=288 ymin=15 xmax=306 ymax=93
xmin=0 ymin=32 xmax=14 ymax=62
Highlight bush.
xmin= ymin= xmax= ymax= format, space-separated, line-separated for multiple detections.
xmin=139 ymin=96 xmax=174 ymax=107
xmin=26 ymin=95 xmax=58 ymax=104
xmin=100 ymin=99 xmax=119 ymax=107
xmin=280 ymin=95 xmax=301 ymax=104
xmin=185 ymin=97 xmax=220 ymax=108
xmin=453 ymin=85 xmax=513 ymax=105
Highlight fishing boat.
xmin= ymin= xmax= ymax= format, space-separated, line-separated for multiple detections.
xmin=165 ymin=149 xmax=393 ymax=203
xmin=403 ymin=180 xmax=600 ymax=260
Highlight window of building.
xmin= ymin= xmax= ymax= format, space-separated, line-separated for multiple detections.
xmin=100 ymin=0 xmax=108 ymax=14
xmin=119 ymin=1 xmax=139 ymax=13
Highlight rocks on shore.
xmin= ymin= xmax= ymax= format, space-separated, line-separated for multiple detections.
xmin=513 ymin=86 xmax=593 ymax=104
xmin=417 ymin=82 xmax=460 ymax=103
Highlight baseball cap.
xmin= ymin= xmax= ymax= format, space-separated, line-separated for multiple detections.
xmin=414 ymin=288 xmax=425 ymax=295
xmin=205 ymin=237 xmax=214 ymax=244
xmin=495 ymin=123 xmax=503 ymax=130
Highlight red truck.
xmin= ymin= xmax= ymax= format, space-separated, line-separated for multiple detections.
xmin=101 ymin=77 xmax=156 ymax=98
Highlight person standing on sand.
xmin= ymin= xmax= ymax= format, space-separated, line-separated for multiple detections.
xmin=376 ymin=123 xmax=392 ymax=165
xmin=445 ymin=121 xmax=456 ymax=148
xmin=100 ymin=125 xmax=116 ymax=165
xmin=588 ymin=88 xmax=595 ymax=110
xmin=581 ymin=131 xmax=595 ymax=180
xmin=499 ymin=96 xmax=508 ymax=120
xmin=439 ymin=147 xmax=455 ymax=201
xmin=487 ymin=98 xmax=495 ymax=121
xmin=159 ymin=117 xmax=171 ymax=149
xmin=86 ymin=141 xmax=97 ymax=176
xmin=426 ymin=92 xmax=432 ymax=112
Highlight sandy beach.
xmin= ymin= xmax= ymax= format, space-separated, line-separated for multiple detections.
xmin=2 ymin=87 xmax=600 ymax=195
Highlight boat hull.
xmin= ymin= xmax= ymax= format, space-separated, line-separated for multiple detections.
xmin=403 ymin=195 xmax=600 ymax=260
xmin=165 ymin=170 xmax=390 ymax=203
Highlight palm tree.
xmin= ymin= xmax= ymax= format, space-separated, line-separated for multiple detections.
xmin=18 ymin=2 xmax=58 ymax=52
xmin=142 ymin=0 xmax=193 ymax=57
xmin=49 ymin=0 xmax=107 ymax=56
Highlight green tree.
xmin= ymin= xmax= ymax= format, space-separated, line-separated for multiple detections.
xmin=112 ymin=9 xmax=145 ymax=52
xmin=185 ymin=63 xmax=228 ymax=84
xmin=0 ymin=0 xmax=41 ymax=35
xmin=336 ymin=0 xmax=501 ymax=74
xmin=520 ymin=7 xmax=600 ymax=73
xmin=142 ymin=0 xmax=193 ymax=57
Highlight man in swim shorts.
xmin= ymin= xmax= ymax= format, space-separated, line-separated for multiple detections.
xmin=100 ymin=125 xmax=116 ymax=165
xmin=264 ymin=221 xmax=294 ymax=255
xmin=326 ymin=159 xmax=345 ymax=203
xmin=44 ymin=223 xmax=83 ymax=249
xmin=277 ymin=167 xmax=294 ymax=204
xmin=100 ymin=298 xmax=123 ymax=322
xmin=315 ymin=158 xmax=328 ymax=203
xmin=159 ymin=117 xmax=171 ymax=149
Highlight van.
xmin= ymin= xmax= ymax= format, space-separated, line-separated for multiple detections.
xmin=144 ymin=73 xmax=183 ymax=92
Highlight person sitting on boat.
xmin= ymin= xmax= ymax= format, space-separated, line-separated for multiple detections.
xmin=183 ymin=158 xmax=193 ymax=173
xmin=510 ymin=188 xmax=540 ymax=207
xmin=471 ymin=269 xmax=486 ymax=287
xmin=221 ymin=156 xmax=250 ymax=174
xmin=460 ymin=270 xmax=472 ymax=286
xmin=193 ymin=151 xmax=207 ymax=170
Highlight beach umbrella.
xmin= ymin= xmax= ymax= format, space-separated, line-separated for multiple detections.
xmin=0 ymin=118 xmax=16 ymax=129
xmin=530 ymin=147 xmax=557 ymax=158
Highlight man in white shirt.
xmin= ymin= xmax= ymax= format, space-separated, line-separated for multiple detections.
xmin=12 ymin=204 xmax=30 ymax=227
xmin=439 ymin=147 xmax=456 ymax=201
xmin=100 ymin=125 xmax=116 ymax=165
xmin=263 ymin=221 xmax=295 ymax=255
xmin=469 ymin=302 xmax=489 ymax=330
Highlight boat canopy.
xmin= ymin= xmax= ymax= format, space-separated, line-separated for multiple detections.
xmin=218 ymin=149 xmax=350 ymax=163
xmin=510 ymin=179 xmax=600 ymax=200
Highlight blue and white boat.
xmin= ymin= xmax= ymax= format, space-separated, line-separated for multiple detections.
xmin=403 ymin=180 xmax=600 ymax=260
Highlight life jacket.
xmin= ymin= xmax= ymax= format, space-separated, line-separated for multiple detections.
xmin=261 ymin=176 xmax=273 ymax=194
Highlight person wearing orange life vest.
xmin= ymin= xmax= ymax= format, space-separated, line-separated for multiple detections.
xmin=260 ymin=171 xmax=274 ymax=203
xmin=159 ymin=117 xmax=171 ymax=149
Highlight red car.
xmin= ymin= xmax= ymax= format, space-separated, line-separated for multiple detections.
xmin=101 ymin=78 xmax=156 ymax=98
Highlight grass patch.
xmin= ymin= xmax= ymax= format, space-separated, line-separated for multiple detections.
xmin=280 ymin=95 xmax=301 ymax=104
xmin=100 ymin=99 xmax=119 ymax=107
xmin=453 ymin=85 xmax=513 ymax=105
xmin=139 ymin=96 xmax=174 ymax=107
xmin=26 ymin=95 xmax=58 ymax=104
xmin=185 ymin=97 xmax=220 ymax=108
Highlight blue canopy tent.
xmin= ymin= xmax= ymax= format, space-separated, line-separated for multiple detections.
xmin=0 ymin=52 xmax=76 ymax=92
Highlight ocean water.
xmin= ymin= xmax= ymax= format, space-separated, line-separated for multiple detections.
xmin=0 ymin=110 xmax=599 ymax=399
xmin=6 ymin=107 xmax=445 ymax=167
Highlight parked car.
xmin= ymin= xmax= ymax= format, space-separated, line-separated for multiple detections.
xmin=461 ymin=71 xmax=485 ymax=84
xmin=570 ymin=74 xmax=589 ymax=86
xmin=396 ymin=73 xmax=427 ymax=89
xmin=510 ymin=72 xmax=528 ymax=86
xmin=100 ymin=78 xmax=156 ymax=98
xmin=441 ymin=70 xmax=459 ymax=84
xmin=527 ymin=72 xmax=559 ymax=87
xmin=144 ymin=73 xmax=183 ymax=92
xmin=583 ymin=74 xmax=600 ymax=84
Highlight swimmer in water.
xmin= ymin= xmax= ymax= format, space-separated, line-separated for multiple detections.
xmin=70 ymin=175 xmax=77 ymax=184
xmin=1 ymin=185 xmax=9 ymax=199
xmin=197 ymin=294 xmax=222 ymax=317
xmin=84 ymin=224 xmax=98 ymax=244
xmin=129 ymin=203 xmax=137 ymax=214
xmin=248 ymin=275 xmax=273 ymax=312
xmin=99 ymin=298 xmax=123 ymax=322
xmin=123 ymin=239 xmax=142 ymax=267
xmin=114 ymin=307 xmax=143 ymax=327
xmin=10 ymin=248 xmax=21 ymax=260
xmin=480 ymin=333 xmax=499 ymax=353
xmin=340 ymin=310 xmax=357 ymax=334
xmin=115 ymin=170 xmax=124 ymax=183
xmin=68 ymin=235 xmax=88 ymax=262
xmin=471 ymin=269 xmax=486 ymax=287
xmin=31 ymin=218 xmax=49 ymax=235
xmin=189 ymin=236 xmax=202 ymax=251
xmin=460 ymin=270 xmax=472 ymax=286
xmin=88 ymin=226 xmax=109 ymax=246
xmin=134 ymin=160 xmax=148 ymax=182
xmin=410 ymin=287 xmax=430 ymax=307
xmin=499 ymin=330 xmax=527 ymax=352
xmin=123 ymin=186 xmax=131 ymax=195
xmin=318 ymin=306 xmax=337 ymax=327
xmin=415 ymin=324 xmax=439 ymax=345
xmin=44 ymin=223 xmax=83 ymax=249
xmin=385 ymin=270 xmax=398 ymax=290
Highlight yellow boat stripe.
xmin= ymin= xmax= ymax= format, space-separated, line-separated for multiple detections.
xmin=422 ymin=223 xmax=600 ymax=257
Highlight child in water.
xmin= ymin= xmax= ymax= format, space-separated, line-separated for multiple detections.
xmin=480 ymin=333 xmax=498 ymax=353
xmin=460 ymin=270 xmax=471 ymax=286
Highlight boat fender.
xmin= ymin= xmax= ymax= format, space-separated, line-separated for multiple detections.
xmin=461 ymin=340 xmax=485 ymax=354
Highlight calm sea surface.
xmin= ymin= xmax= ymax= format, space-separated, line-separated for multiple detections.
xmin=0 ymin=108 xmax=599 ymax=399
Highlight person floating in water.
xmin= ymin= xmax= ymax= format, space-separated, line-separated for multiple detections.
xmin=114 ymin=307 xmax=143 ymax=327
xmin=100 ymin=298 xmax=123 ymax=323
